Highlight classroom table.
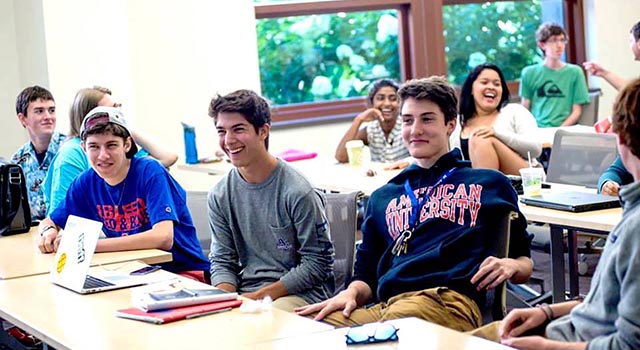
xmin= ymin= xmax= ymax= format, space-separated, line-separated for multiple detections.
xmin=252 ymin=317 xmax=515 ymax=350
xmin=177 ymin=156 xmax=401 ymax=196
xmin=0 ymin=227 xmax=172 ymax=280
xmin=0 ymin=262 xmax=333 ymax=350
xmin=519 ymin=201 xmax=621 ymax=302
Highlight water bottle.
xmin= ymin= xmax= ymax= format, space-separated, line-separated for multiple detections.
xmin=182 ymin=122 xmax=198 ymax=164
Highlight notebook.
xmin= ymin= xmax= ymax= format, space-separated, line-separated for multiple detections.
xmin=50 ymin=215 xmax=149 ymax=294
xmin=116 ymin=299 xmax=243 ymax=324
xmin=519 ymin=191 xmax=621 ymax=213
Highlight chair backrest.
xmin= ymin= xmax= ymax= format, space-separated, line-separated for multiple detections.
xmin=546 ymin=129 xmax=618 ymax=188
xmin=323 ymin=191 xmax=362 ymax=294
xmin=186 ymin=191 xmax=211 ymax=256
xmin=483 ymin=211 xmax=518 ymax=323
xmin=577 ymin=88 xmax=601 ymax=126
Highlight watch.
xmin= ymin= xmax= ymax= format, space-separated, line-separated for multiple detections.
xmin=39 ymin=225 xmax=56 ymax=236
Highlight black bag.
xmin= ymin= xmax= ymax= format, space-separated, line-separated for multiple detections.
xmin=0 ymin=161 xmax=31 ymax=236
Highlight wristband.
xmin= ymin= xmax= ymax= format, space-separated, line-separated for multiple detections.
xmin=537 ymin=303 xmax=554 ymax=321
xmin=39 ymin=225 xmax=56 ymax=236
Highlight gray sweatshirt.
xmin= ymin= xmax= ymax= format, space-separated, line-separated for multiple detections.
xmin=546 ymin=180 xmax=640 ymax=349
xmin=208 ymin=159 xmax=335 ymax=304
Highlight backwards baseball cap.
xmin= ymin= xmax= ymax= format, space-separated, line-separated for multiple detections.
xmin=80 ymin=106 xmax=138 ymax=158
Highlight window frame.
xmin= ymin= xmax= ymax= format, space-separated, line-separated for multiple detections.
xmin=255 ymin=0 xmax=585 ymax=124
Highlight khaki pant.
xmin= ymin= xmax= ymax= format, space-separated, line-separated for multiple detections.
xmin=272 ymin=295 xmax=308 ymax=312
xmin=320 ymin=287 xmax=481 ymax=332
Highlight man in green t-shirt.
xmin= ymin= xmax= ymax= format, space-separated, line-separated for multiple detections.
xmin=520 ymin=22 xmax=590 ymax=128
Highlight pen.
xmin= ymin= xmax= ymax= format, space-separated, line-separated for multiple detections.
xmin=185 ymin=307 xmax=233 ymax=319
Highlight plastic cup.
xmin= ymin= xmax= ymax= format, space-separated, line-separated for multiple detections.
xmin=345 ymin=140 xmax=364 ymax=167
xmin=519 ymin=167 xmax=544 ymax=196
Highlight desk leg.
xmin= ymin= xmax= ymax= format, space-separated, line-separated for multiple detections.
xmin=567 ymin=229 xmax=579 ymax=298
xmin=550 ymin=226 xmax=566 ymax=303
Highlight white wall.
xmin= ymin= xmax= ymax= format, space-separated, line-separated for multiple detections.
xmin=584 ymin=0 xmax=640 ymax=119
xmin=40 ymin=0 xmax=261 ymax=160
xmin=0 ymin=0 xmax=49 ymax=159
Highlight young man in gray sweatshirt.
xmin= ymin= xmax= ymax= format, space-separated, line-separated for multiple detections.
xmin=207 ymin=89 xmax=335 ymax=312
xmin=488 ymin=77 xmax=640 ymax=349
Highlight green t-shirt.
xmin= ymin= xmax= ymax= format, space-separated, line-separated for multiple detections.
xmin=519 ymin=63 xmax=590 ymax=128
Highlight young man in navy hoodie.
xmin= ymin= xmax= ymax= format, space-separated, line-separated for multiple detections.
xmin=296 ymin=76 xmax=532 ymax=331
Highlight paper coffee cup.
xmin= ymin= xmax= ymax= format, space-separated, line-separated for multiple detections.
xmin=345 ymin=140 xmax=364 ymax=167
xmin=519 ymin=167 xmax=544 ymax=196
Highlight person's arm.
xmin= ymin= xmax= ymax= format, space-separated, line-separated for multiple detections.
xmin=598 ymin=156 xmax=632 ymax=195
xmin=492 ymin=104 xmax=543 ymax=158
xmin=130 ymin=130 xmax=178 ymax=167
xmin=335 ymin=109 xmax=380 ymax=163
xmin=294 ymin=280 xmax=373 ymax=320
xmin=583 ymin=61 xmax=628 ymax=91
xmin=207 ymin=188 xmax=241 ymax=290
xmin=47 ymin=145 xmax=88 ymax=215
xmin=502 ymin=336 xmax=587 ymax=349
xmin=274 ymin=190 xmax=334 ymax=300
xmin=471 ymin=256 xmax=533 ymax=290
xmin=560 ymin=104 xmax=583 ymax=126
xmin=499 ymin=300 xmax=581 ymax=338
xmin=37 ymin=217 xmax=61 ymax=253
xmin=95 ymin=220 xmax=173 ymax=252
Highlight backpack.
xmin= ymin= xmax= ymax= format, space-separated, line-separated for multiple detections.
xmin=0 ymin=161 xmax=31 ymax=236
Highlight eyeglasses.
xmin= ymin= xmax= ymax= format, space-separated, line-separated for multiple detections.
xmin=546 ymin=38 xmax=568 ymax=45
xmin=345 ymin=323 xmax=399 ymax=345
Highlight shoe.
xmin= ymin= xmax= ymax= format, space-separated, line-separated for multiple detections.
xmin=6 ymin=327 xmax=41 ymax=347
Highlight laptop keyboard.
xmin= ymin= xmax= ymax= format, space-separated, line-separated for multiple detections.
xmin=83 ymin=275 xmax=115 ymax=289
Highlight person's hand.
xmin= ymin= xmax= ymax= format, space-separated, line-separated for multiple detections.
xmin=501 ymin=335 xmax=552 ymax=350
xmin=601 ymin=181 xmax=620 ymax=196
xmin=470 ymin=256 xmax=517 ymax=291
xmin=583 ymin=61 xmax=607 ymax=77
xmin=294 ymin=289 xmax=358 ymax=321
xmin=472 ymin=126 xmax=495 ymax=139
xmin=37 ymin=227 xmax=60 ymax=253
xmin=356 ymin=108 xmax=384 ymax=124
xmin=242 ymin=291 xmax=260 ymax=300
xmin=499 ymin=307 xmax=547 ymax=339
xmin=383 ymin=160 xmax=410 ymax=170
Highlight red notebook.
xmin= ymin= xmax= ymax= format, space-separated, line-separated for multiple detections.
xmin=116 ymin=299 xmax=242 ymax=324
xmin=275 ymin=149 xmax=318 ymax=162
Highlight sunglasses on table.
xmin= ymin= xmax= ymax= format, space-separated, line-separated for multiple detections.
xmin=345 ymin=322 xmax=399 ymax=345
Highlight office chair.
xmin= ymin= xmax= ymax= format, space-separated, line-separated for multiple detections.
xmin=323 ymin=191 xmax=363 ymax=294
xmin=546 ymin=129 xmax=617 ymax=188
xmin=482 ymin=211 xmax=519 ymax=323
xmin=577 ymin=88 xmax=602 ymax=126
xmin=186 ymin=191 xmax=211 ymax=256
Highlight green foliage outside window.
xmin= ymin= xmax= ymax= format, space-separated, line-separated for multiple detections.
xmin=256 ymin=10 xmax=401 ymax=105
xmin=443 ymin=1 xmax=543 ymax=86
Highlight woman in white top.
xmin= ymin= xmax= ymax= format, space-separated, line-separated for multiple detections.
xmin=335 ymin=79 xmax=410 ymax=163
xmin=450 ymin=63 xmax=542 ymax=175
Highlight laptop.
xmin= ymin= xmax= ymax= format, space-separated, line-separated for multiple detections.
xmin=520 ymin=191 xmax=621 ymax=213
xmin=50 ymin=215 xmax=149 ymax=294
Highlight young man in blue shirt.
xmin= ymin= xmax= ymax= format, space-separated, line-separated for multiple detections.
xmin=11 ymin=86 xmax=66 ymax=219
xmin=37 ymin=106 xmax=209 ymax=279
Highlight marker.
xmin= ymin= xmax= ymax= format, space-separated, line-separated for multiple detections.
xmin=185 ymin=307 xmax=233 ymax=319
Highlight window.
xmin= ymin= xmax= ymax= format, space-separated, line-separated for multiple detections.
xmin=255 ymin=0 xmax=586 ymax=124
xmin=443 ymin=0 xmax=566 ymax=85
xmin=257 ymin=10 xmax=401 ymax=105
